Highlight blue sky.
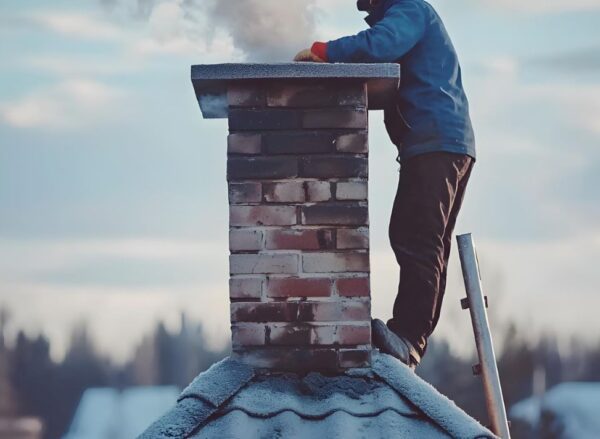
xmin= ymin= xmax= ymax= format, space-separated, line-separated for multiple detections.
xmin=1 ymin=0 xmax=599 ymax=361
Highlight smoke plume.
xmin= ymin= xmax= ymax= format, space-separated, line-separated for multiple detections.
xmin=100 ymin=0 xmax=319 ymax=61
xmin=209 ymin=0 xmax=318 ymax=61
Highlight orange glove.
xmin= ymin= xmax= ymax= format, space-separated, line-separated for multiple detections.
xmin=294 ymin=42 xmax=328 ymax=63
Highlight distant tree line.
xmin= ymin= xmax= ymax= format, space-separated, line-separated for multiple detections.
xmin=1 ymin=307 xmax=599 ymax=439
xmin=0 ymin=310 xmax=228 ymax=439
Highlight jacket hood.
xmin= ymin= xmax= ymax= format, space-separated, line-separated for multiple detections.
xmin=365 ymin=0 xmax=392 ymax=26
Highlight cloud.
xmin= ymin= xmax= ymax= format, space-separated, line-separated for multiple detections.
xmin=526 ymin=46 xmax=600 ymax=73
xmin=479 ymin=0 xmax=600 ymax=13
xmin=471 ymin=55 xmax=600 ymax=141
xmin=0 ymin=79 xmax=124 ymax=130
xmin=0 ymin=238 xmax=224 ymax=282
xmin=31 ymin=11 xmax=123 ymax=40
xmin=0 ymin=237 xmax=230 ymax=361
xmin=24 ymin=55 xmax=141 ymax=77
xmin=130 ymin=1 xmax=239 ymax=59
xmin=99 ymin=0 xmax=158 ymax=20
xmin=0 ymin=282 xmax=229 ymax=362
xmin=475 ymin=234 xmax=600 ymax=342
xmin=544 ymin=84 xmax=600 ymax=136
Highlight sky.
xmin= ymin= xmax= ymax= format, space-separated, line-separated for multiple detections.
xmin=0 ymin=0 xmax=599 ymax=362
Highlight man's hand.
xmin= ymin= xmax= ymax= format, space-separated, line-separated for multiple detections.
xmin=294 ymin=48 xmax=325 ymax=63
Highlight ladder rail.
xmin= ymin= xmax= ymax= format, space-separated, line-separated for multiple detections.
xmin=457 ymin=233 xmax=511 ymax=439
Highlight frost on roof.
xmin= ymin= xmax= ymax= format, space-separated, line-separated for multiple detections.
xmin=140 ymin=359 xmax=254 ymax=439
xmin=192 ymin=409 xmax=451 ymax=439
xmin=178 ymin=358 xmax=255 ymax=407
xmin=139 ymin=353 xmax=497 ymax=439
xmin=138 ymin=398 xmax=216 ymax=439
xmin=221 ymin=372 xmax=417 ymax=418
xmin=372 ymin=352 xmax=496 ymax=439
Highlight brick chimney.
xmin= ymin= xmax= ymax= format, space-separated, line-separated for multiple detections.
xmin=192 ymin=63 xmax=400 ymax=372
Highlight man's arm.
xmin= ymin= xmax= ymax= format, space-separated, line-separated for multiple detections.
xmin=296 ymin=3 xmax=426 ymax=63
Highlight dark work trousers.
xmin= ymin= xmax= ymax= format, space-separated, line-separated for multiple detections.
xmin=387 ymin=152 xmax=474 ymax=358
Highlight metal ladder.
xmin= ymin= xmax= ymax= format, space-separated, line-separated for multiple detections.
xmin=457 ymin=233 xmax=511 ymax=439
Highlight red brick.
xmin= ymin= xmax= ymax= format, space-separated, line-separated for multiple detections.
xmin=231 ymin=302 xmax=299 ymax=323
xmin=231 ymin=324 xmax=266 ymax=346
xmin=267 ymin=83 xmax=338 ymax=107
xmin=267 ymin=324 xmax=314 ymax=345
xmin=305 ymin=181 xmax=332 ymax=202
xmin=335 ymin=132 xmax=368 ymax=153
xmin=263 ymin=131 xmax=335 ymax=154
xmin=228 ymin=157 xmax=298 ymax=181
xmin=303 ymin=108 xmax=367 ymax=129
xmin=266 ymin=324 xmax=368 ymax=346
xmin=265 ymin=229 xmax=334 ymax=251
xmin=231 ymin=300 xmax=369 ymax=323
xmin=297 ymin=301 xmax=370 ymax=322
xmin=266 ymin=277 xmax=332 ymax=298
xmin=230 ymin=254 xmax=298 ymax=275
xmin=337 ymin=228 xmax=369 ymax=250
xmin=230 ymin=206 xmax=296 ymax=226
xmin=229 ymin=229 xmax=262 ymax=252
xmin=336 ymin=181 xmax=368 ymax=200
xmin=229 ymin=108 xmax=303 ymax=131
xmin=336 ymin=276 xmax=370 ymax=297
xmin=302 ymin=252 xmax=370 ymax=273
xmin=229 ymin=182 xmax=262 ymax=204
xmin=338 ymin=349 xmax=371 ymax=368
xmin=301 ymin=203 xmax=368 ymax=226
xmin=228 ymin=133 xmax=262 ymax=155
xmin=338 ymin=325 xmax=371 ymax=345
xmin=228 ymin=84 xmax=265 ymax=107
xmin=232 ymin=348 xmax=339 ymax=372
xmin=300 ymin=156 xmax=367 ymax=179
xmin=263 ymin=181 xmax=305 ymax=203
xmin=230 ymin=277 xmax=263 ymax=300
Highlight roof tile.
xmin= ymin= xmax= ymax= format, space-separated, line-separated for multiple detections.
xmin=178 ymin=358 xmax=255 ymax=407
xmin=372 ymin=352 xmax=496 ymax=439
xmin=138 ymin=398 xmax=215 ymax=439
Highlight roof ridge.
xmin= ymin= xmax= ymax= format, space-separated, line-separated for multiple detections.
xmin=371 ymin=352 xmax=497 ymax=439
xmin=139 ymin=358 xmax=255 ymax=439
xmin=178 ymin=357 xmax=255 ymax=406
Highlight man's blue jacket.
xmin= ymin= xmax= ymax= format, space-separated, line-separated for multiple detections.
xmin=327 ymin=0 xmax=476 ymax=161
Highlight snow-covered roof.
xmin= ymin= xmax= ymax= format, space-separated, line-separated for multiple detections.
xmin=140 ymin=352 xmax=495 ymax=438
xmin=511 ymin=382 xmax=600 ymax=439
xmin=63 ymin=386 xmax=179 ymax=439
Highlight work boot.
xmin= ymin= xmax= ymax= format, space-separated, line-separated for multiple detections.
xmin=372 ymin=319 xmax=421 ymax=370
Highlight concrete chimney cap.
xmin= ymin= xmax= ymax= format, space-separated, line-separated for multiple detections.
xmin=191 ymin=62 xmax=401 ymax=118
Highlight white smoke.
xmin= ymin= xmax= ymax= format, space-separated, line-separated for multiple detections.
xmin=209 ymin=0 xmax=318 ymax=61
xmin=100 ymin=0 xmax=319 ymax=61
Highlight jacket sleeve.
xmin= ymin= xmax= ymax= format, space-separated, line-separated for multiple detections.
xmin=326 ymin=3 xmax=427 ymax=63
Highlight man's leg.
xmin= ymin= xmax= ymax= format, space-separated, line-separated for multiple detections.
xmin=387 ymin=152 xmax=473 ymax=358
xmin=431 ymin=161 xmax=474 ymax=333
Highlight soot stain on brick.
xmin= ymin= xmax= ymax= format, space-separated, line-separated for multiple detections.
xmin=265 ymin=326 xmax=272 ymax=344
xmin=298 ymin=303 xmax=316 ymax=322
xmin=317 ymin=230 xmax=334 ymax=249
xmin=278 ymin=326 xmax=311 ymax=345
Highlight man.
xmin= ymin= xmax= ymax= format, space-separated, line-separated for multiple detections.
xmin=295 ymin=0 xmax=475 ymax=369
